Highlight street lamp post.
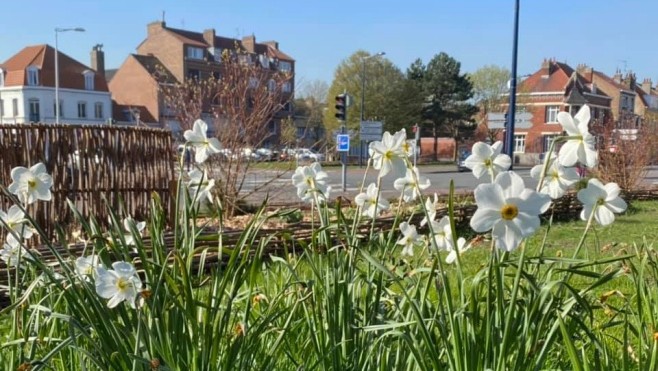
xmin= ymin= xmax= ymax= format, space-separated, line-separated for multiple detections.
xmin=359 ymin=51 xmax=385 ymax=166
xmin=55 ymin=27 xmax=85 ymax=124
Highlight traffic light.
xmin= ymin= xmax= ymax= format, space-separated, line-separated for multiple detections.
xmin=335 ymin=94 xmax=347 ymax=121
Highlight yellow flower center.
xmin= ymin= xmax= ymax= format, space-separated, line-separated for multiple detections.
xmin=384 ymin=150 xmax=394 ymax=160
xmin=597 ymin=197 xmax=605 ymax=206
xmin=484 ymin=158 xmax=492 ymax=167
xmin=27 ymin=178 xmax=37 ymax=189
xmin=116 ymin=277 xmax=132 ymax=291
xmin=500 ymin=204 xmax=518 ymax=220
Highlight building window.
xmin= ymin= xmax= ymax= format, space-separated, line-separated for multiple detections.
xmin=187 ymin=46 xmax=204 ymax=60
xmin=208 ymin=47 xmax=222 ymax=62
xmin=267 ymin=79 xmax=276 ymax=91
xmin=12 ymin=98 xmax=18 ymax=117
xmin=545 ymin=105 xmax=559 ymax=123
xmin=259 ymin=54 xmax=270 ymax=68
xmin=542 ymin=134 xmax=559 ymax=153
xmin=0 ymin=99 xmax=3 ymax=117
xmin=282 ymin=82 xmax=292 ymax=93
xmin=53 ymin=100 xmax=63 ymax=118
xmin=283 ymin=102 xmax=292 ymax=112
xmin=0 ymin=68 xmax=4 ymax=87
xmin=238 ymin=54 xmax=252 ymax=65
xmin=83 ymin=70 xmax=95 ymax=90
xmin=78 ymin=102 xmax=87 ymax=118
xmin=187 ymin=69 xmax=200 ymax=80
xmin=94 ymin=102 xmax=103 ymax=119
xmin=279 ymin=61 xmax=292 ymax=72
xmin=28 ymin=99 xmax=40 ymax=122
xmin=27 ymin=66 xmax=39 ymax=86
xmin=514 ymin=134 xmax=526 ymax=153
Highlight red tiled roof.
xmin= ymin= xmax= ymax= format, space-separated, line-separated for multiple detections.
xmin=518 ymin=61 xmax=572 ymax=93
xmin=0 ymin=44 xmax=108 ymax=91
xmin=591 ymin=71 xmax=627 ymax=91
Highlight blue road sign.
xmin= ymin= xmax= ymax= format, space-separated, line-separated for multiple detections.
xmin=337 ymin=134 xmax=350 ymax=152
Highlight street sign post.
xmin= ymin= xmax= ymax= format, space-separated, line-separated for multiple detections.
xmin=337 ymin=134 xmax=350 ymax=152
xmin=359 ymin=121 xmax=383 ymax=142
xmin=487 ymin=112 xmax=533 ymax=129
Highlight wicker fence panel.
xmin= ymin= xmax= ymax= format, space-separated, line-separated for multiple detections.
xmin=0 ymin=124 xmax=174 ymax=237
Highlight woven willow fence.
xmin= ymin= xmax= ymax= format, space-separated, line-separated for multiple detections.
xmin=0 ymin=124 xmax=174 ymax=236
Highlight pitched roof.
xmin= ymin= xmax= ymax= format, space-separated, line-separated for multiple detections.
xmin=131 ymin=54 xmax=176 ymax=83
xmin=164 ymin=27 xmax=294 ymax=61
xmin=0 ymin=44 xmax=108 ymax=91
xmin=518 ymin=60 xmax=572 ymax=93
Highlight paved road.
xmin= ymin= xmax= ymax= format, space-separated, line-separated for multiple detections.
xmin=240 ymin=164 xmax=658 ymax=205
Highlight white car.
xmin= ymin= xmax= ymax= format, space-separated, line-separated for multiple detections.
xmin=295 ymin=148 xmax=324 ymax=162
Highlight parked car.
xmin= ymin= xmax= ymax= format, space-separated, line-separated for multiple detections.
xmin=255 ymin=147 xmax=274 ymax=161
xmin=295 ymin=148 xmax=324 ymax=162
xmin=279 ymin=148 xmax=297 ymax=161
xmin=457 ymin=150 xmax=471 ymax=172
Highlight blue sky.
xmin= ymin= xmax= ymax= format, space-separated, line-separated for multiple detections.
xmin=2 ymin=0 xmax=657 ymax=93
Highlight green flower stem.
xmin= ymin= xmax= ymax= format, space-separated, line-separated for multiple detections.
xmin=496 ymin=242 xmax=527 ymax=371
xmin=572 ymin=204 xmax=597 ymax=259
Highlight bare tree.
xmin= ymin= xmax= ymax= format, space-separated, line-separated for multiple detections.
xmin=591 ymin=113 xmax=657 ymax=190
xmin=161 ymin=50 xmax=293 ymax=214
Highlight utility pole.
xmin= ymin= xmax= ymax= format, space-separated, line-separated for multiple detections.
xmin=504 ymin=0 xmax=520 ymax=169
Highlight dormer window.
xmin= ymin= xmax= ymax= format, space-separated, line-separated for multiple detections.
xmin=83 ymin=70 xmax=95 ymax=90
xmin=278 ymin=61 xmax=292 ymax=72
xmin=27 ymin=66 xmax=39 ymax=86
xmin=207 ymin=47 xmax=222 ymax=62
xmin=187 ymin=46 xmax=204 ymax=60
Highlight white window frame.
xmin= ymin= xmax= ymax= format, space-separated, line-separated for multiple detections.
xmin=546 ymin=105 xmax=560 ymax=123
xmin=78 ymin=101 xmax=87 ymax=119
xmin=514 ymin=134 xmax=526 ymax=153
xmin=94 ymin=102 xmax=103 ymax=119
xmin=53 ymin=99 xmax=63 ymax=118
xmin=28 ymin=98 xmax=40 ymax=122
xmin=27 ymin=66 xmax=39 ymax=86
xmin=187 ymin=46 xmax=204 ymax=60
xmin=542 ymin=133 xmax=559 ymax=153
xmin=278 ymin=61 xmax=292 ymax=72
xmin=12 ymin=98 xmax=18 ymax=117
xmin=282 ymin=81 xmax=292 ymax=93
xmin=83 ymin=70 xmax=95 ymax=90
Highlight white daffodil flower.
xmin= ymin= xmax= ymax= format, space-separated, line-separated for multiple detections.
xmin=183 ymin=119 xmax=222 ymax=163
xmin=463 ymin=141 xmax=512 ymax=179
xmin=419 ymin=193 xmax=439 ymax=227
xmin=187 ymin=169 xmax=216 ymax=204
xmin=470 ymin=171 xmax=551 ymax=252
xmin=446 ymin=237 xmax=472 ymax=264
xmin=291 ymin=162 xmax=330 ymax=203
xmin=95 ymin=261 xmax=143 ymax=309
xmin=577 ymin=178 xmax=627 ymax=226
xmin=0 ymin=205 xmax=33 ymax=239
xmin=429 ymin=216 xmax=453 ymax=251
xmin=393 ymin=166 xmax=431 ymax=202
xmin=355 ymin=183 xmax=390 ymax=218
xmin=1 ymin=234 xmax=32 ymax=268
xmin=397 ymin=222 xmax=425 ymax=256
xmin=557 ymin=105 xmax=598 ymax=168
xmin=530 ymin=155 xmax=580 ymax=199
xmin=368 ymin=130 xmax=407 ymax=178
xmin=7 ymin=163 xmax=53 ymax=205
xmin=401 ymin=139 xmax=416 ymax=158
xmin=122 ymin=217 xmax=146 ymax=246
xmin=75 ymin=255 xmax=102 ymax=279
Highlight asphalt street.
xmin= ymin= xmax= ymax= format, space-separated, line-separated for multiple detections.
xmin=239 ymin=164 xmax=658 ymax=205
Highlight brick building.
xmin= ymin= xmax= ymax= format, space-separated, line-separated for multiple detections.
xmin=109 ymin=21 xmax=294 ymax=146
xmin=507 ymin=59 xmax=613 ymax=165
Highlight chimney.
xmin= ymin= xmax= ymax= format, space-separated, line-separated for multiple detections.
xmin=242 ymin=34 xmax=256 ymax=53
xmin=147 ymin=20 xmax=166 ymax=36
xmin=540 ymin=58 xmax=552 ymax=76
xmin=90 ymin=44 xmax=105 ymax=76
xmin=203 ymin=28 xmax=215 ymax=46
xmin=263 ymin=41 xmax=279 ymax=50
xmin=642 ymin=78 xmax=652 ymax=94
xmin=576 ymin=63 xmax=593 ymax=82
xmin=613 ymin=69 xmax=622 ymax=84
